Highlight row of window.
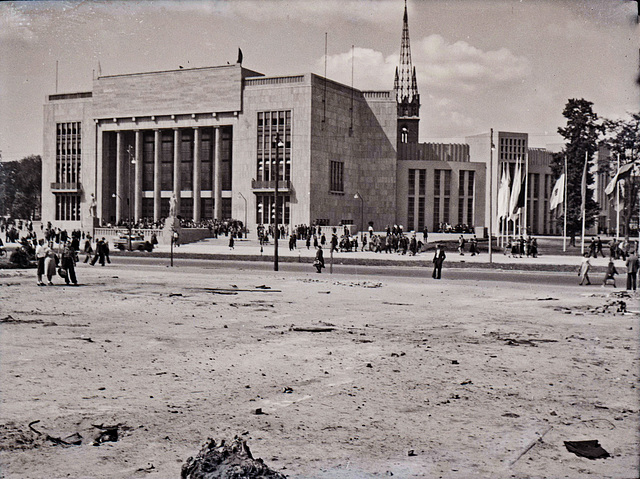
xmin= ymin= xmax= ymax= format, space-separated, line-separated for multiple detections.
xmin=255 ymin=194 xmax=291 ymax=225
xmin=256 ymin=111 xmax=291 ymax=183
xmin=56 ymin=121 xmax=82 ymax=185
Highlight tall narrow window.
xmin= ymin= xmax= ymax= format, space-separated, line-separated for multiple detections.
xmin=54 ymin=122 xmax=82 ymax=220
xmin=256 ymin=110 xmax=292 ymax=184
xmin=330 ymin=161 xmax=344 ymax=193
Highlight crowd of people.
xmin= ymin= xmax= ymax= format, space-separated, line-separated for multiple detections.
xmin=2 ymin=215 xmax=639 ymax=288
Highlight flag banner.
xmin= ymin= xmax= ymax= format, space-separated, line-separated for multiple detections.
xmin=604 ymin=162 xmax=634 ymax=196
xmin=497 ymin=166 xmax=510 ymax=219
xmin=550 ymin=174 xmax=565 ymax=210
xmin=509 ymin=163 xmax=521 ymax=219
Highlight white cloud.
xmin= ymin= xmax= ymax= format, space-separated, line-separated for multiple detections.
xmin=415 ymin=34 xmax=531 ymax=92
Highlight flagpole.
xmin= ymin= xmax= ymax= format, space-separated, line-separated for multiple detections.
xmin=580 ymin=151 xmax=587 ymax=256
xmin=563 ymin=154 xmax=567 ymax=252
xmin=488 ymin=128 xmax=494 ymax=264
xmin=524 ymin=152 xmax=529 ymax=236
xmin=616 ymin=153 xmax=620 ymax=241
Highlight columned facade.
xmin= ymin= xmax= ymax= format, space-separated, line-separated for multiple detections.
xmin=96 ymin=123 xmax=233 ymax=226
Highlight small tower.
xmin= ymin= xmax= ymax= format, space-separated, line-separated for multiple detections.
xmin=395 ymin=0 xmax=420 ymax=148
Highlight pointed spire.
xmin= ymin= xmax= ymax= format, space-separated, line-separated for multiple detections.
xmin=395 ymin=0 xmax=419 ymax=108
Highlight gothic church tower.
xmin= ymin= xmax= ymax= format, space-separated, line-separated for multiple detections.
xmin=394 ymin=0 xmax=420 ymax=148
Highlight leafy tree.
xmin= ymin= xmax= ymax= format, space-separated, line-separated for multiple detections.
xmin=551 ymin=99 xmax=603 ymax=236
xmin=0 ymin=155 xmax=41 ymax=219
xmin=600 ymin=112 xmax=640 ymax=238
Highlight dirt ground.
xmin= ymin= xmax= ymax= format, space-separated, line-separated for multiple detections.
xmin=0 ymin=262 xmax=638 ymax=478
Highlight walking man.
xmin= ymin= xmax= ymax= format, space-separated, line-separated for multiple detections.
xmin=578 ymin=255 xmax=591 ymax=286
xmin=432 ymin=244 xmax=446 ymax=280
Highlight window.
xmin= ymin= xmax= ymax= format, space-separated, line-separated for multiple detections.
xmin=55 ymin=194 xmax=81 ymax=221
xmin=458 ymin=170 xmax=474 ymax=227
xmin=330 ymin=160 xmax=344 ymax=193
xmin=407 ymin=169 xmax=426 ymax=231
xmin=256 ymin=110 xmax=292 ymax=183
xmin=434 ymin=169 xmax=451 ymax=228
xmin=55 ymin=121 xmax=81 ymax=185
xmin=255 ymin=194 xmax=290 ymax=225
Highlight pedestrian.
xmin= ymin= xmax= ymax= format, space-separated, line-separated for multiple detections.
xmin=458 ymin=235 xmax=465 ymax=255
xmin=469 ymin=235 xmax=478 ymax=256
xmin=229 ymin=235 xmax=235 ymax=250
xmin=625 ymin=249 xmax=639 ymax=291
xmin=602 ymin=259 xmax=618 ymax=287
xmin=43 ymin=242 xmax=57 ymax=285
xmin=83 ymin=236 xmax=93 ymax=263
xmin=313 ymin=245 xmax=325 ymax=273
xmin=35 ymin=239 xmax=46 ymax=286
xmin=578 ymin=255 xmax=591 ymax=285
xmin=61 ymin=240 xmax=78 ymax=286
xmin=596 ymin=237 xmax=605 ymax=257
xmin=432 ymin=244 xmax=446 ymax=279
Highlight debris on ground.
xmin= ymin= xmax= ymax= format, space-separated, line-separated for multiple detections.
xmin=92 ymin=424 xmax=120 ymax=445
xmin=564 ymin=439 xmax=610 ymax=459
xmin=289 ymin=325 xmax=335 ymax=332
xmin=0 ymin=315 xmax=57 ymax=327
xmin=28 ymin=420 xmax=82 ymax=447
xmin=181 ymin=437 xmax=286 ymax=479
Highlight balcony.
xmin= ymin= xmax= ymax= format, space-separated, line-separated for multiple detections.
xmin=251 ymin=179 xmax=291 ymax=192
xmin=51 ymin=182 xmax=82 ymax=193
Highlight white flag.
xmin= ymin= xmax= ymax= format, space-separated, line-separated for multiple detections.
xmin=508 ymin=162 xmax=521 ymax=220
xmin=550 ymin=174 xmax=565 ymax=211
xmin=497 ymin=166 xmax=510 ymax=219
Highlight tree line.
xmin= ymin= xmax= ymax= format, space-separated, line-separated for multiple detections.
xmin=551 ymin=99 xmax=639 ymax=239
xmin=0 ymin=155 xmax=42 ymax=220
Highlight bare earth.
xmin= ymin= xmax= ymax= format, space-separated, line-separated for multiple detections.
xmin=1 ymin=262 xmax=638 ymax=478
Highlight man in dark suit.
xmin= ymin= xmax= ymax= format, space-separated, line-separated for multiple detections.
xmin=432 ymin=244 xmax=446 ymax=279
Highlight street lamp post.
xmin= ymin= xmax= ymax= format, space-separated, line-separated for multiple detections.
xmin=237 ymin=192 xmax=248 ymax=239
xmin=126 ymin=145 xmax=135 ymax=251
xmin=354 ymin=191 xmax=364 ymax=235
xmin=273 ymin=133 xmax=284 ymax=271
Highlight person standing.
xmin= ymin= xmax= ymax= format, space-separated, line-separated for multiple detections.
xmin=35 ymin=239 xmax=46 ymax=286
xmin=578 ymin=256 xmax=591 ymax=285
xmin=625 ymin=249 xmax=638 ymax=291
xmin=61 ymin=240 xmax=78 ymax=286
xmin=432 ymin=244 xmax=446 ymax=279
xmin=43 ymin=242 xmax=56 ymax=285
xmin=313 ymin=245 xmax=325 ymax=273
xmin=229 ymin=234 xmax=235 ymax=250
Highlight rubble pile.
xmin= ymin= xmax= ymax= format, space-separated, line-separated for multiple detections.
xmin=182 ymin=437 xmax=286 ymax=479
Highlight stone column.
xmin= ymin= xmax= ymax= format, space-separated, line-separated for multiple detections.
xmin=153 ymin=129 xmax=161 ymax=222
xmin=173 ymin=128 xmax=181 ymax=216
xmin=134 ymin=129 xmax=143 ymax=223
xmin=193 ymin=127 xmax=201 ymax=222
xmin=213 ymin=126 xmax=222 ymax=220
xmin=95 ymin=125 xmax=103 ymax=224
xmin=115 ymin=130 xmax=123 ymax=225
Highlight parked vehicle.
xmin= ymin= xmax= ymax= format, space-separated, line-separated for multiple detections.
xmin=112 ymin=233 xmax=153 ymax=252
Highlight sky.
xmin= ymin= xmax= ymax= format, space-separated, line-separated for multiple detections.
xmin=0 ymin=0 xmax=638 ymax=162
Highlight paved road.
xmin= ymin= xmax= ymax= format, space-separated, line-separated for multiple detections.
xmin=106 ymin=255 xmax=590 ymax=287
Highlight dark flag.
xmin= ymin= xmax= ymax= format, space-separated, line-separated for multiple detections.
xmin=237 ymin=48 xmax=243 ymax=64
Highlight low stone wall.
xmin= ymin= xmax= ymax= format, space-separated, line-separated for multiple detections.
xmin=93 ymin=227 xmax=211 ymax=245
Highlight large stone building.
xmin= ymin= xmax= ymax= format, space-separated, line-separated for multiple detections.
xmin=42 ymin=65 xmax=397 ymax=233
